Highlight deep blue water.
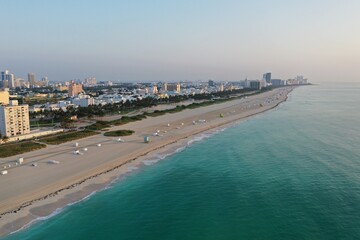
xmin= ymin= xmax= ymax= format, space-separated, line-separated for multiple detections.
xmin=4 ymin=83 xmax=360 ymax=240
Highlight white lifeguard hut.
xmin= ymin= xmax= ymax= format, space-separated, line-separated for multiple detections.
xmin=17 ymin=158 xmax=24 ymax=164
xmin=144 ymin=136 xmax=150 ymax=143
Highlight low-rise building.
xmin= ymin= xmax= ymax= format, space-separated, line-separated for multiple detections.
xmin=71 ymin=95 xmax=95 ymax=107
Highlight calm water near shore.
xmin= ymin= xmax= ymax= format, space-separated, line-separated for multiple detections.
xmin=3 ymin=83 xmax=360 ymax=240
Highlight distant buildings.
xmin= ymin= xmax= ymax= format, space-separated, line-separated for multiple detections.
xmin=271 ymin=79 xmax=285 ymax=86
xmin=28 ymin=73 xmax=36 ymax=86
xmin=0 ymin=99 xmax=30 ymax=138
xmin=55 ymin=85 xmax=69 ymax=92
xmin=286 ymin=76 xmax=308 ymax=85
xmin=208 ymin=80 xmax=215 ymax=87
xmin=167 ymin=83 xmax=181 ymax=92
xmin=249 ymin=80 xmax=261 ymax=90
xmin=71 ymin=95 xmax=95 ymax=107
xmin=68 ymin=81 xmax=83 ymax=97
xmin=1 ymin=70 xmax=15 ymax=89
xmin=263 ymin=72 xmax=271 ymax=84
xmin=162 ymin=82 xmax=167 ymax=92
xmin=84 ymin=77 xmax=97 ymax=86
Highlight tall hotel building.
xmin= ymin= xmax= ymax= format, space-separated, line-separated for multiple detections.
xmin=68 ymin=81 xmax=83 ymax=97
xmin=0 ymin=96 xmax=30 ymax=138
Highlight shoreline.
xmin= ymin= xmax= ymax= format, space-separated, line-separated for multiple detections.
xmin=0 ymin=86 xmax=295 ymax=237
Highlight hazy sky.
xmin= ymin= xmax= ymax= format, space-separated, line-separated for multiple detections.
xmin=1 ymin=0 xmax=359 ymax=82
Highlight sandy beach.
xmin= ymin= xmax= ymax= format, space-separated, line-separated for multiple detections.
xmin=0 ymin=86 xmax=295 ymax=237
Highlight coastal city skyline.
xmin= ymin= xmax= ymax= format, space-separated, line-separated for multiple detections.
xmin=1 ymin=0 xmax=359 ymax=82
xmin=1 ymin=1 xmax=360 ymax=239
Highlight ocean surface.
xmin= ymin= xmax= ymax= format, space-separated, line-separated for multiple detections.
xmin=4 ymin=83 xmax=360 ymax=240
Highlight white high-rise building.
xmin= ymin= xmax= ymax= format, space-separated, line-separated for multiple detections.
xmin=1 ymin=70 xmax=15 ymax=89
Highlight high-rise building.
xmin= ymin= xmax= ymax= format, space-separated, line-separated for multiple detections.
xmin=219 ymin=84 xmax=224 ymax=92
xmin=68 ymin=81 xmax=83 ymax=97
xmin=150 ymin=86 xmax=158 ymax=94
xmin=28 ymin=73 xmax=36 ymax=86
xmin=162 ymin=82 xmax=168 ymax=92
xmin=250 ymin=80 xmax=261 ymax=90
xmin=84 ymin=77 xmax=97 ymax=85
xmin=208 ymin=80 xmax=215 ymax=87
xmin=167 ymin=83 xmax=181 ymax=92
xmin=0 ymin=100 xmax=30 ymax=137
xmin=262 ymin=72 xmax=271 ymax=84
xmin=1 ymin=70 xmax=15 ymax=89
xmin=0 ymin=90 xmax=10 ymax=105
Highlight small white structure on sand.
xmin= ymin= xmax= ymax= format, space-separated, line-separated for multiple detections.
xmin=97 ymin=143 xmax=102 ymax=147
xmin=31 ymin=163 xmax=38 ymax=167
xmin=192 ymin=121 xmax=196 ymax=125
xmin=181 ymin=123 xmax=184 ymax=126
xmin=83 ymin=148 xmax=88 ymax=151
xmin=17 ymin=158 xmax=24 ymax=164
xmin=117 ymin=138 xmax=125 ymax=142
xmin=75 ymin=142 xmax=79 ymax=147
xmin=144 ymin=136 xmax=150 ymax=143
xmin=74 ymin=150 xmax=80 ymax=155
xmin=1 ymin=170 xmax=8 ymax=175
xmin=167 ymin=123 xmax=170 ymax=127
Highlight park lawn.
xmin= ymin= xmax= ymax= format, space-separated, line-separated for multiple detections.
xmin=104 ymin=130 xmax=135 ymax=137
xmin=0 ymin=142 xmax=46 ymax=158
xmin=39 ymin=130 xmax=99 ymax=145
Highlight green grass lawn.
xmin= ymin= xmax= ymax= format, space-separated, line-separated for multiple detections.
xmin=104 ymin=130 xmax=135 ymax=137
xmin=85 ymin=121 xmax=112 ymax=130
xmin=0 ymin=142 xmax=46 ymax=158
xmin=39 ymin=130 xmax=99 ymax=145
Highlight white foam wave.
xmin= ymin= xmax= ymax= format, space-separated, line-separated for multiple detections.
xmin=127 ymin=166 xmax=139 ymax=172
xmin=8 ymin=189 xmax=100 ymax=236
xmin=8 ymin=126 xmax=229 ymax=237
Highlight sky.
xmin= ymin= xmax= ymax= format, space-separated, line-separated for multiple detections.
xmin=1 ymin=0 xmax=359 ymax=83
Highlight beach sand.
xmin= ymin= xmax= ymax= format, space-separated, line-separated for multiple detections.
xmin=0 ymin=87 xmax=295 ymax=236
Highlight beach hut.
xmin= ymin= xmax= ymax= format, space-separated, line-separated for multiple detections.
xmin=97 ymin=144 xmax=102 ymax=147
xmin=144 ymin=136 xmax=150 ymax=143
xmin=83 ymin=148 xmax=88 ymax=151
xmin=17 ymin=158 xmax=24 ymax=164
xmin=1 ymin=170 xmax=8 ymax=175
xmin=75 ymin=142 xmax=79 ymax=147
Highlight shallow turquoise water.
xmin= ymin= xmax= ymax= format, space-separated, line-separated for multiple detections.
xmin=4 ymin=83 xmax=360 ymax=240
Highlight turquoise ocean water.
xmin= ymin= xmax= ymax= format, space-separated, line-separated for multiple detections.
xmin=3 ymin=83 xmax=360 ymax=240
